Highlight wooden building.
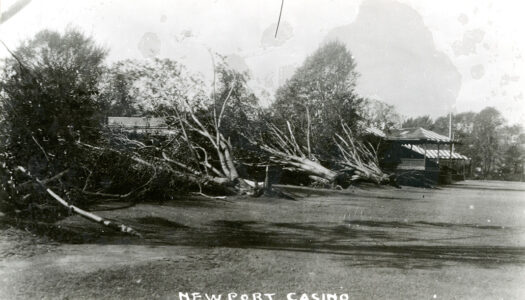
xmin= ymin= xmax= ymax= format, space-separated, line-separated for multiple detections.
xmin=107 ymin=117 xmax=177 ymax=135
xmin=369 ymin=127 xmax=470 ymax=185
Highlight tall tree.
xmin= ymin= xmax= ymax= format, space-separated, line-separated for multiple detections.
xmin=402 ymin=115 xmax=434 ymax=129
xmin=432 ymin=116 xmax=450 ymax=136
xmin=1 ymin=28 xmax=107 ymax=167
xmin=471 ymin=107 xmax=505 ymax=178
xmin=449 ymin=111 xmax=476 ymax=159
xmin=209 ymin=60 xmax=260 ymax=143
xmin=0 ymin=28 xmax=107 ymax=219
xmin=99 ymin=58 xmax=207 ymax=116
xmin=498 ymin=125 xmax=525 ymax=178
xmin=361 ymin=98 xmax=402 ymax=132
xmin=271 ymin=40 xmax=363 ymax=158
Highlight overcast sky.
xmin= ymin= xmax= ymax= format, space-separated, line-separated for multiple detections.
xmin=0 ymin=0 xmax=523 ymax=125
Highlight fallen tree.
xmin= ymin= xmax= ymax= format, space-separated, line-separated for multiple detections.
xmin=161 ymin=102 xmax=264 ymax=195
xmin=334 ymin=123 xmax=391 ymax=185
xmin=0 ymin=29 xmax=153 ymax=227
xmin=82 ymin=59 xmax=270 ymax=198
xmin=260 ymin=121 xmax=338 ymax=185
xmin=16 ymin=166 xmax=142 ymax=237
xmin=156 ymin=58 xmax=270 ymax=196
xmin=75 ymin=137 xmax=159 ymax=200
xmin=259 ymin=121 xmax=393 ymax=188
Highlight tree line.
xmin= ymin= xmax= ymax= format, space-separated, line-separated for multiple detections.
xmin=403 ymin=110 xmax=524 ymax=180
xmin=0 ymin=29 xmax=390 ymax=228
xmin=0 ymin=28 xmax=522 ymax=232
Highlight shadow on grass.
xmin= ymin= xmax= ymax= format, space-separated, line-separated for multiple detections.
xmin=42 ymin=216 xmax=525 ymax=270
xmin=448 ymin=183 xmax=525 ymax=193
xmin=136 ymin=216 xmax=189 ymax=229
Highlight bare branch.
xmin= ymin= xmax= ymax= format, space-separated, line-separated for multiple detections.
xmin=16 ymin=166 xmax=142 ymax=237
xmin=31 ymin=135 xmax=49 ymax=162
xmin=216 ymin=73 xmax=237 ymax=131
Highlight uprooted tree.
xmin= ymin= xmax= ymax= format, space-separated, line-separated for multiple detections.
xmin=161 ymin=57 xmax=267 ymax=195
xmin=258 ymin=120 xmax=391 ymax=188
xmin=265 ymin=40 xmax=393 ymax=186
xmin=334 ymin=123 xmax=392 ymax=185
xmin=271 ymin=40 xmax=364 ymax=157
xmin=99 ymin=55 xmax=267 ymax=195
xmin=0 ymin=30 xmax=394 ymax=237
xmin=0 ymin=29 xmax=106 ymax=214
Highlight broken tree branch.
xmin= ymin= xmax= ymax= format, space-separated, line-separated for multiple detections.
xmin=16 ymin=166 xmax=142 ymax=237
xmin=18 ymin=169 xmax=69 ymax=188
xmin=334 ymin=123 xmax=390 ymax=184
xmin=260 ymin=122 xmax=337 ymax=183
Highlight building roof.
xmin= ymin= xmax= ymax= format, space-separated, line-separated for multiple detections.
xmin=108 ymin=117 xmax=167 ymax=128
xmin=107 ymin=117 xmax=177 ymax=135
xmin=387 ymin=127 xmax=452 ymax=144
xmin=402 ymin=144 xmax=469 ymax=160
xmin=365 ymin=126 xmax=469 ymax=160
xmin=364 ymin=126 xmax=387 ymax=138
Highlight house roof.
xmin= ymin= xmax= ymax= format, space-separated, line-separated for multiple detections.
xmin=107 ymin=117 xmax=178 ymax=135
xmin=387 ymin=127 xmax=452 ymax=144
xmin=364 ymin=126 xmax=387 ymax=138
xmin=402 ymin=144 xmax=469 ymax=160
xmin=365 ymin=126 xmax=469 ymax=160
xmin=108 ymin=117 xmax=167 ymax=128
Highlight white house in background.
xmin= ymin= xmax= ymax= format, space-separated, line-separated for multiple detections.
xmin=107 ymin=117 xmax=177 ymax=135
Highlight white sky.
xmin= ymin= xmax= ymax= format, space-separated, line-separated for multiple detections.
xmin=0 ymin=0 xmax=523 ymax=125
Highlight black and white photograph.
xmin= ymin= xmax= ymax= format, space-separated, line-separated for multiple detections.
xmin=0 ymin=0 xmax=524 ymax=299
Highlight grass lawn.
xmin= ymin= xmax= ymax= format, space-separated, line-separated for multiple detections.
xmin=1 ymin=180 xmax=525 ymax=299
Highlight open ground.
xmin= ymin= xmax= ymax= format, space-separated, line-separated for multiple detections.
xmin=1 ymin=180 xmax=524 ymax=299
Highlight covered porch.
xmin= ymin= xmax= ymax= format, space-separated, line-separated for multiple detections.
xmin=384 ymin=127 xmax=470 ymax=184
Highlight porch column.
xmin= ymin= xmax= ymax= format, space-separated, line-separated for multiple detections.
xmin=437 ymin=144 xmax=440 ymax=165
xmin=423 ymin=144 xmax=427 ymax=169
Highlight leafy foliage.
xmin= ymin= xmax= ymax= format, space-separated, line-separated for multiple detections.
xmin=361 ymin=98 xmax=402 ymax=132
xmin=210 ymin=60 xmax=259 ymax=139
xmin=471 ymin=107 xmax=505 ymax=177
xmin=0 ymin=29 xmax=107 ymax=219
xmin=99 ymin=58 xmax=207 ymax=116
xmin=403 ymin=108 xmax=524 ymax=180
xmin=271 ymin=40 xmax=364 ymax=158
xmin=402 ymin=115 xmax=434 ymax=129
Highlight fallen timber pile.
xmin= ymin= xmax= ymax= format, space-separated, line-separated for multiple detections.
xmin=259 ymin=122 xmax=393 ymax=188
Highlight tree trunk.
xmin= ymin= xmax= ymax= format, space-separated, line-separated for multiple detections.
xmin=16 ymin=166 xmax=142 ymax=238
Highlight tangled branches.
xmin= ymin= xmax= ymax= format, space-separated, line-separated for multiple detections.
xmin=260 ymin=121 xmax=337 ymax=185
xmin=260 ymin=121 xmax=392 ymax=187
xmin=334 ymin=123 xmax=391 ymax=185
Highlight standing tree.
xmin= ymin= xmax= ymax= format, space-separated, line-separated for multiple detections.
xmin=2 ymin=29 xmax=106 ymax=148
xmin=498 ymin=125 xmax=525 ymax=179
xmin=361 ymin=98 xmax=402 ymax=132
xmin=98 ymin=65 xmax=137 ymax=117
xmin=432 ymin=115 xmax=450 ymax=136
xmin=99 ymin=58 xmax=207 ymax=117
xmin=402 ymin=115 xmax=434 ymax=129
xmin=471 ymin=107 xmax=505 ymax=178
xmin=449 ymin=112 xmax=476 ymax=177
xmin=0 ymin=29 xmax=109 ymax=221
xmin=1 ymin=29 xmax=106 ymax=174
xmin=272 ymin=40 xmax=363 ymax=158
xmin=263 ymin=41 xmax=392 ymax=187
